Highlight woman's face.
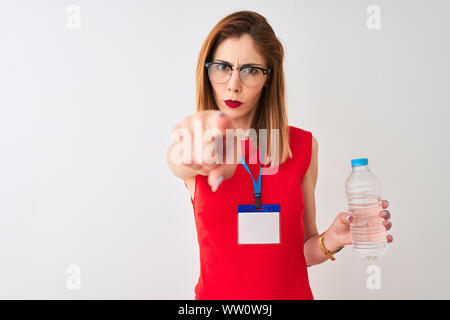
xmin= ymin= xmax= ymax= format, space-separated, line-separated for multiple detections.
xmin=210 ymin=34 xmax=268 ymax=126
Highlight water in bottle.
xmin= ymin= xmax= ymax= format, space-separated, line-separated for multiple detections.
xmin=345 ymin=158 xmax=387 ymax=260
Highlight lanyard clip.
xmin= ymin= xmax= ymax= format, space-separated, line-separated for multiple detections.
xmin=255 ymin=193 xmax=261 ymax=210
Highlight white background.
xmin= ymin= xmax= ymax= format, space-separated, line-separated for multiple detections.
xmin=0 ymin=0 xmax=449 ymax=299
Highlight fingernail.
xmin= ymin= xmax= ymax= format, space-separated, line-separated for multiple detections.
xmin=345 ymin=215 xmax=351 ymax=221
xmin=213 ymin=176 xmax=223 ymax=192
xmin=382 ymin=211 xmax=387 ymax=217
xmin=387 ymin=221 xmax=392 ymax=227
xmin=385 ymin=200 xmax=389 ymax=207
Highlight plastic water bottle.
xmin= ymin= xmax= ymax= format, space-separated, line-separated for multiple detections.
xmin=345 ymin=158 xmax=387 ymax=260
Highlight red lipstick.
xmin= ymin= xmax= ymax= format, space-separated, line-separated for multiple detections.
xmin=225 ymin=100 xmax=242 ymax=108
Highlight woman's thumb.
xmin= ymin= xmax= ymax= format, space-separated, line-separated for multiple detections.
xmin=208 ymin=163 xmax=236 ymax=192
xmin=340 ymin=212 xmax=353 ymax=224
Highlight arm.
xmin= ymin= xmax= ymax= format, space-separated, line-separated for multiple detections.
xmin=302 ymin=135 xmax=342 ymax=267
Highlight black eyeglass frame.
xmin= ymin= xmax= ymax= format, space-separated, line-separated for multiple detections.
xmin=204 ymin=61 xmax=272 ymax=82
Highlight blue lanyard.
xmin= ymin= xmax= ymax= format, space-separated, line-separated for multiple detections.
xmin=239 ymin=149 xmax=264 ymax=209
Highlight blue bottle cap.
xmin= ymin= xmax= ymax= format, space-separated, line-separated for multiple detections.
xmin=351 ymin=158 xmax=368 ymax=167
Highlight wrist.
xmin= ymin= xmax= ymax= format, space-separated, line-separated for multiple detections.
xmin=322 ymin=229 xmax=344 ymax=254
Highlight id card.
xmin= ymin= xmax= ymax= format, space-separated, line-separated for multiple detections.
xmin=237 ymin=204 xmax=281 ymax=245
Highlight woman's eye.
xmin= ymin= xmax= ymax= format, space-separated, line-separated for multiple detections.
xmin=243 ymin=67 xmax=258 ymax=75
xmin=217 ymin=64 xmax=228 ymax=71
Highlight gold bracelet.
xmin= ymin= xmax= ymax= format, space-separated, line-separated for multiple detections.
xmin=318 ymin=233 xmax=343 ymax=261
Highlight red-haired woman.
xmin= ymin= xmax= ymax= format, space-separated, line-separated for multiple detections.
xmin=167 ymin=10 xmax=393 ymax=300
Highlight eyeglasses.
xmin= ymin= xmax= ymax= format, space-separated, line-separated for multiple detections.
xmin=205 ymin=61 xmax=271 ymax=88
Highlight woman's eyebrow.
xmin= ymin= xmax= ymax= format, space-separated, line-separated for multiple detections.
xmin=214 ymin=59 xmax=264 ymax=67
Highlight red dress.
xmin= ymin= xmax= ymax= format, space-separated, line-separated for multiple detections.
xmin=185 ymin=125 xmax=314 ymax=300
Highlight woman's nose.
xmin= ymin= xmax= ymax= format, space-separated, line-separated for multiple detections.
xmin=227 ymin=69 xmax=242 ymax=93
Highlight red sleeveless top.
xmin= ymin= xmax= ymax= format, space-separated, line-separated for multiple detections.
xmin=185 ymin=125 xmax=314 ymax=300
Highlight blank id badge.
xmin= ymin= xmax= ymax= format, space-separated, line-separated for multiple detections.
xmin=238 ymin=204 xmax=281 ymax=245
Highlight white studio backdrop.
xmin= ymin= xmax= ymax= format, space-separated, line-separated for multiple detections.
xmin=0 ymin=0 xmax=449 ymax=299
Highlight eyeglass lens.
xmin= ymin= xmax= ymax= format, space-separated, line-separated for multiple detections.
xmin=208 ymin=63 xmax=266 ymax=87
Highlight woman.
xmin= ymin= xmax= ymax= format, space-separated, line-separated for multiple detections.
xmin=166 ymin=10 xmax=393 ymax=300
